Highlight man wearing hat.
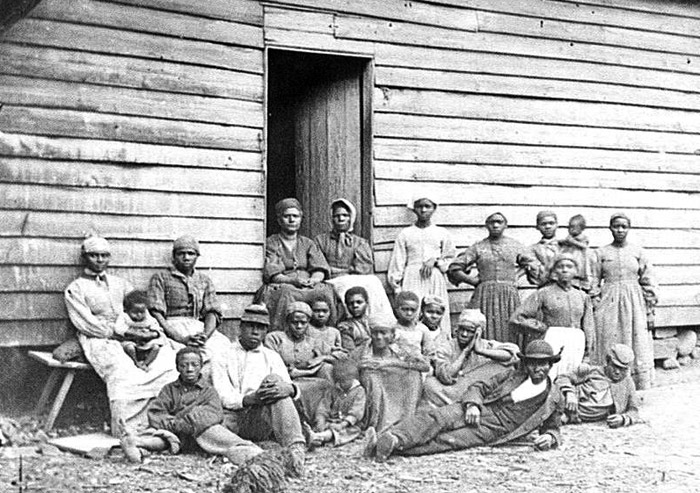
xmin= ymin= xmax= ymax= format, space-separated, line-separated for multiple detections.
xmin=212 ymin=304 xmax=306 ymax=475
xmin=367 ymin=340 xmax=564 ymax=461
xmin=148 ymin=235 xmax=231 ymax=371
xmin=528 ymin=210 xmax=561 ymax=286
xmin=556 ymin=343 xmax=641 ymax=428
xmin=423 ymin=309 xmax=519 ymax=407
xmin=509 ymin=252 xmax=595 ymax=377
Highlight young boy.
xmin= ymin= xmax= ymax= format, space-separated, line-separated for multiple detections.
xmin=114 ymin=290 xmax=165 ymax=370
xmin=305 ymin=359 xmax=366 ymax=449
xmin=309 ymin=296 xmax=345 ymax=357
xmin=559 ymin=214 xmax=591 ymax=291
xmin=556 ymin=344 xmax=641 ymax=427
xmin=394 ymin=291 xmax=435 ymax=360
xmin=338 ymin=286 xmax=371 ymax=351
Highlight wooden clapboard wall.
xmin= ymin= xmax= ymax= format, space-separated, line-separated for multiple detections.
xmin=263 ymin=0 xmax=700 ymax=327
xmin=0 ymin=0 xmax=267 ymax=345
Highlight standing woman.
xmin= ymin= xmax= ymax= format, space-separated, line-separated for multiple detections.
xmin=590 ymin=213 xmax=658 ymax=390
xmin=448 ymin=212 xmax=537 ymax=344
xmin=387 ymin=195 xmax=455 ymax=337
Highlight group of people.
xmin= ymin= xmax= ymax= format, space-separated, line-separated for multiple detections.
xmin=60 ymin=195 xmax=655 ymax=487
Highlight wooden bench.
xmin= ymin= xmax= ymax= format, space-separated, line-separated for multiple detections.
xmin=28 ymin=350 xmax=94 ymax=431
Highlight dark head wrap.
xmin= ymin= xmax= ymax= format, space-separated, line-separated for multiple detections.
xmin=275 ymin=198 xmax=303 ymax=217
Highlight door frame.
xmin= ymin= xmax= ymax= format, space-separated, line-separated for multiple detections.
xmin=263 ymin=45 xmax=375 ymax=243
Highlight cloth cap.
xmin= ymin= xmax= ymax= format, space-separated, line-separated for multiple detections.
xmin=536 ymin=210 xmax=558 ymax=224
xmin=275 ymin=198 xmax=303 ymax=217
xmin=82 ymin=236 xmax=110 ymax=253
xmin=369 ymin=319 xmax=396 ymax=332
xmin=610 ymin=212 xmax=631 ymax=227
xmin=422 ymin=295 xmax=447 ymax=311
xmin=552 ymin=252 xmax=579 ymax=269
xmin=241 ymin=304 xmax=270 ymax=326
xmin=406 ymin=192 xmax=439 ymax=209
xmin=286 ymin=301 xmax=312 ymax=318
xmin=331 ymin=198 xmax=357 ymax=232
xmin=485 ymin=211 xmax=507 ymax=224
xmin=173 ymin=235 xmax=200 ymax=254
xmin=518 ymin=340 xmax=562 ymax=363
xmin=608 ymin=344 xmax=635 ymax=368
xmin=457 ymin=309 xmax=486 ymax=328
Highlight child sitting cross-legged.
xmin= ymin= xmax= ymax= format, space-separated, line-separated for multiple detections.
xmin=305 ymin=359 xmax=366 ymax=449
xmin=114 ymin=289 xmax=165 ymax=370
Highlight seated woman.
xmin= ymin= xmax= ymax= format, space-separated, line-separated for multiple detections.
xmin=314 ymin=198 xmax=395 ymax=323
xmin=147 ymin=235 xmax=231 ymax=375
xmin=264 ymin=302 xmax=336 ymax=424
xmin=259 ymin=198 xmax=337 ymax=332
xmin=64 ymin=236 xmax=178 ymax=436
xmin=351 ymin=321 xmax=430 ymax=432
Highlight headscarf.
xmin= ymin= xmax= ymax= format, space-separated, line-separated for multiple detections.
xmin=536 ymin=210 xmax=557 ymax=225
xmin=275 ymin=198 xmax=303 ymax=217
xmin=82 ymin=236 xmax=110 ymax=254
xmin=457 ymin=309 xmax=486 ymax=328
xmin=285 ymin=301 xmax=312 ymax=319
xmin=406 ymin=192 xmax=439 ymax=209
xmin=173 ymin=235 xmax=200 ymax=254
xmin=241 ymin=304 xmax=270 ymax=326
xmin=331 ymin=198 xmax=357 ymax=247
xmin=609 ymin=212 xmax=631 ymax=227
xmin=551 ymin=252 xmax=579 ymax=269
xmin=485 ymin=211 xmax=507 ymax=224
xmin=421 ymin=295 xmax=447 ymax=312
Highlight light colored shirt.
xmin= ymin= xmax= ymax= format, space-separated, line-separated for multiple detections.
xmin=212 ymin=340 xmax=293 ymax=411
xmin=510 ymin=377 xmax=547 ymax=403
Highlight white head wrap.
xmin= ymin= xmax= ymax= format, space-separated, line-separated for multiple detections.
xmin=82 ymin=236 xmax=110 ymax=254
xmin=457 ymin=309 xmax=486 ymax=328
xmin=331 ymin=198 xmax=357 ymax=233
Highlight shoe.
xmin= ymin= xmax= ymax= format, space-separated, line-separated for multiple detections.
xmin=375 ymin=432 xmax=398 ymax=463
xmin=362 ymin=426 xmax=377 ymax=459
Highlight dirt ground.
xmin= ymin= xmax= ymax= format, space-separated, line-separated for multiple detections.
xmin=2 ymin=362 xmax=699 ymax=493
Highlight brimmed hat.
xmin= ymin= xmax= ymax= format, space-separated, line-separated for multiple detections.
xmin=173 ymin=235 xmax=200 ymax=254
xmin=608 ymin=344 xmax=634 ymax=368
xmin=517 ymin=340 xmax=562 ymax=363
xmin=241 ymin=304 xmax=269 ymax=326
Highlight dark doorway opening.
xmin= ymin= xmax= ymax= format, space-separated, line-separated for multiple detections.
xmin=266 ymin=49 xmax=373 ymax=241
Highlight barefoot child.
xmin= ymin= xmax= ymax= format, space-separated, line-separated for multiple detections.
xmin=306 ymin=359 xmax=366 ymax=449
xmin=309 ymin=296 xmax=345 ymax=357
xmin=394 ymin=291 xmax=435 ymax=360
xmin=559 ymin=214 xmax=592 ymax=291
xmin=338 ymin=286 xmax=371 ymax=351
xmin=114 ymin=290 xmax=165 ymax=370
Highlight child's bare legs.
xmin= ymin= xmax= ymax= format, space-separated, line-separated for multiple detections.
xmin=140 ymin=346 xmax=160 ymax=369
xmin=121 ymin=342 xmax=140 ymax=367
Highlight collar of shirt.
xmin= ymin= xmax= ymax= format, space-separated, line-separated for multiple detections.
xmin=82 ymin=268 xmax=108 ymax=282
xmin=234 ymin=339 xmax=264 ymax=353
xmin=173 ymin=375 xmax=207 ymax=390
xmin=169 ymin=266 xmax=196 ymax=279
xmin=539 ymin=237 xmax=558 ymax=245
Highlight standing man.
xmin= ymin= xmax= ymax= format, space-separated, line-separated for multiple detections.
xmin=528 ymin=211 xmax=560 ymax=286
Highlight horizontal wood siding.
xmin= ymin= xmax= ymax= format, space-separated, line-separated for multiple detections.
xmin=263 ymin=0 xmax=700 ymax=328
xmin=0 ymin=0 xmax=265 ymax=345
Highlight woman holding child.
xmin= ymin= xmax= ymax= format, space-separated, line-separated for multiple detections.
xmin=64 ymin=237 xmax=178 ymax=436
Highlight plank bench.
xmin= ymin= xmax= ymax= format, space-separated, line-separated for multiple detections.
xmin=28 ymin=350 xmax=94 ymax=431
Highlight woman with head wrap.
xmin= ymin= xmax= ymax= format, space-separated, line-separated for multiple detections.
xmin=258 ymin=198 xmax=337 ymax=332
xmin=264 ymin=301 xmax=334 ymax=423
xmin=589 ymin=213 xmax=658 ymax=390
xmin=315 ymin=198 xmax=396 ymax=325
xmin=448 ymin=212 xmax=538 ymax=344
xmin=64 ymin=236 xmax=178 ymax=437
xmin=387 ymin=194 xmax=456 ymax=338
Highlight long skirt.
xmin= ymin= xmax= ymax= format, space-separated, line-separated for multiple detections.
xmin=468 ymin=281 xmax=520 ymax=344
xmin=326 ymin=274 xmax=395 ymax=325
xmin=594 ymin=280 xmax=654 ymax=390
xmin=543 ymin=326 xmax=585 ymax=379
xmin=360 ymin=365 xmax=423 ymax=432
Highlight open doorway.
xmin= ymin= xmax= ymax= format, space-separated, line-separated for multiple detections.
xmin=266 ymin=49 xmax=373 ymax=241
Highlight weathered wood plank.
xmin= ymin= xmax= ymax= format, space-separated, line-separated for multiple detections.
xmin=0 ymin=106 xmax=263 ymax=151
xmin=1 ymin=184 xmax=264 ymax=219
xmin=375 ymin=88 xmax=700 ymax=134
xmin=0 ymin=320 xmax=72 ymax=347
xmin=341 ymin=15 xmax=700 ymax=88
xmin=264 ymin=7 xmax=335 ymax=35
xmin=266 ymin=0 xmax=478 ymax=30
xmin=553 ymin=0 xmax=700 ymax=20
xmin=0 ymin=238 xmax=264 ymax=269
xmin=1 ymin=18 xmax=263 ymax=73
xmin=102 ymin=0 xmax=263 ymax=25
xmin=263 ymin=26 xmax=375 ymax=55
xmin=376 ymin=114 xmax=700 ymax=155
xmin=0 ymin=266 xmax=261 ymax=293
xmin=374 ymin=160 xmax=700 ymax=193
xmin=374 ymin=139 xmax=700 ymax=176
xmin=0 ymin=210 xmax=263 ymax=243
xmin=656 ymin=307 xmax=700 ymax=328
xmin=0 ymin=75 xmax=263 ymax=127
xmin=30 ymin=0 xmax=264 ymax=48
xmin=376 ymin=67 xmax=700 ymax=112
xmin=0 ymin=133 xmax=262 ymax=171
xmin=0 ymin=44 xmax=263 ymax=101
xmin=0 ymin=158 xmax=264 ymax=196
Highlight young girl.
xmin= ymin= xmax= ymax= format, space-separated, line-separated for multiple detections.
xmin=394 ymin=291 xmax=435 ymax=361
xmin=305 ymin=359 xmax=366 ymax=449
xmin=337 ymin=287 xmax=371 ymax=351
xmin=387 ymin=195 xmax=455 ymax=335
xmin=114 ymin=290 xmax=165 ymax=370
xmin=420 ymin=294 xmax=450 ymax=347
xmin=309 ymin=296 xmax=346 ymax=359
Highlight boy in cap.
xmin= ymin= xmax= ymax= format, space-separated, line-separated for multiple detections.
xmin=528 ymin=211 xmax=561 ymax=286
xmin=556 ymin=344 xmax=641 ymax=427
xmin=367 ymin=340 xmax=564 ymax=461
